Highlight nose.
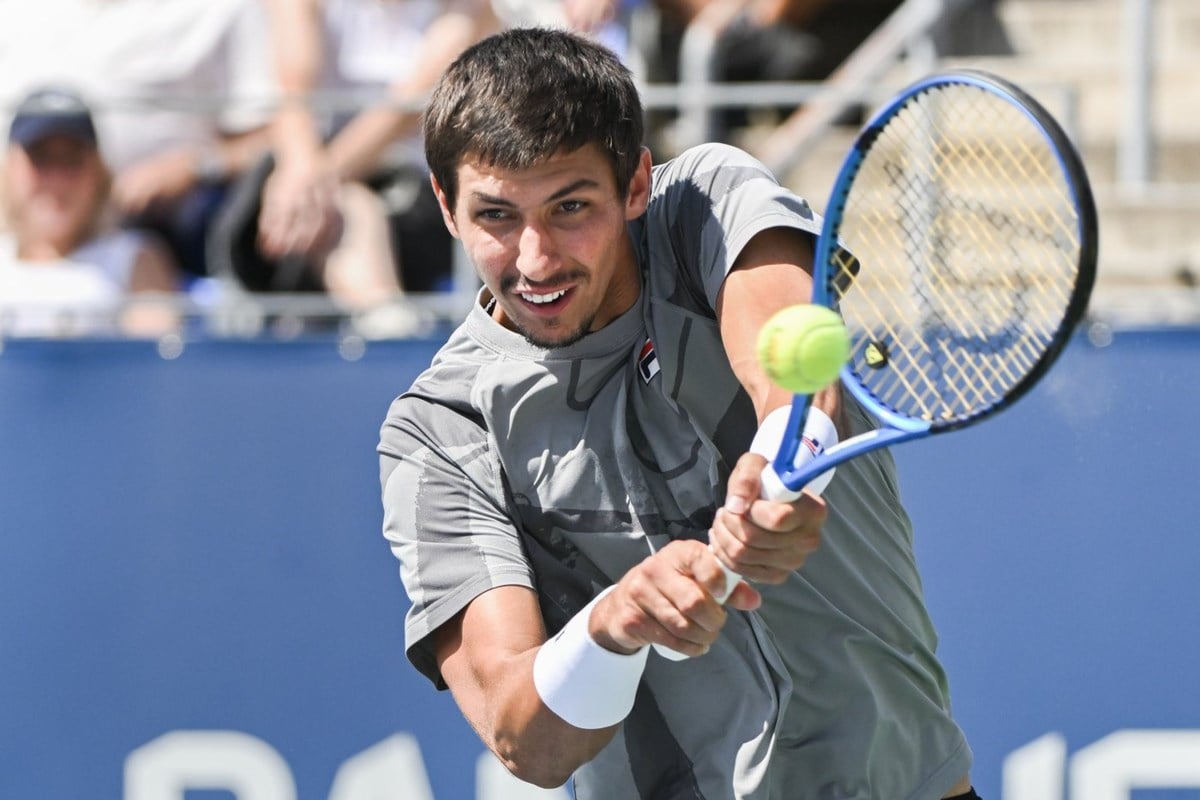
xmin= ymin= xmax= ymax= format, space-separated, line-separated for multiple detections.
xmin=514 ymin=222 xmax=560 ymax=281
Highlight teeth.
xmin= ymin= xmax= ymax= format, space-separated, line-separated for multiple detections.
xmin=520 ymin=289 xmax=566 ymax=304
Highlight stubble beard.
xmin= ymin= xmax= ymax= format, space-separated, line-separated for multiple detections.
xmin=516 ymin=310 xmax=597 ymax=349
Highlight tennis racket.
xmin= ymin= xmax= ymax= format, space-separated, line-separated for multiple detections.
xmin=657 ymin=69 xmax=1097 ymax=660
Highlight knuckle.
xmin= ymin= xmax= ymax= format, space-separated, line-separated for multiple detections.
xmin=678 ymin=584 xmax=717 ymax=618
xmin=723 ymin=537 xmax=749 ymax=564
xmin=758 ymin=503 xmax=792 ymax=530
xmin=758 ymin=568 xmax=791 ymax=585
xmin=663 ymin=538 xmax=702 ymax=558
xmin=800 ymin=494 xmax=829 ymax=521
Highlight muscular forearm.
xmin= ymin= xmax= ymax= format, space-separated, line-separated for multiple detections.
xmin=323 ymin=106 xmax=413 ymax=182
xmin=263 ymin=0 xmax=325 ymax=168
xmin=325 ymin=7 xmax=497 ymax=181
xmin=485 ymin=651 xmax=618 ymax=788
xmin=435 ymin=587 xmax=620 ymax=788
xmin=436 ymin=544 xmax=743 ymax=787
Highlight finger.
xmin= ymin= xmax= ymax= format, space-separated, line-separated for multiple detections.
xmin=257 ymin=227 xmax=289 ymax=260
xmin=709 ymin=535 xmax=793 ymax=584
xmin=622 ymin=570 xmax=723 ymax=656
xmin=649 ymin=541 xmax=731 ymax=638
xmin=744 ymin=492 xmax=827 ymax=538
xmin=709 ymin=508 xmax=820 ymax=583
xmin=724 ymin=452 xmax=768 ymax=515
xmin=668 ymin=546 xmax=729 ymax=634
xmin=723 ymin=580 xmax=762 ymax=611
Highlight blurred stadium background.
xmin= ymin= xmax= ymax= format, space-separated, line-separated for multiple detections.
xmin=3 ymin=1 xmax=1199 ymax=798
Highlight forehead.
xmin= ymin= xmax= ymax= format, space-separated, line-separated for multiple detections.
xmin=455 ymin=144 xmax=617 ymax=204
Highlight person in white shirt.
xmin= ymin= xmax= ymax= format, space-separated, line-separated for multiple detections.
xmin=207 ymin=0 xmax=499 ymax=338
xmin=0 ymin=87 xmax=179 ymax=338
xmin=0 ymin=0 xmax=276 ymax=282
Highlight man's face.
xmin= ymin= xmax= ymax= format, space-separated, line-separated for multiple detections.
xmin=3 ymin=134 xmax=107 ymax=248
xmin=437 ymin=143 xmax=651 ymax=348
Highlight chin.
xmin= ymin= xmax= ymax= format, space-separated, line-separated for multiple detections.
xmin=517 ymin=317 xmax=594 ymax=349
xmin=521 ymin=327 xmax=589 ymax=349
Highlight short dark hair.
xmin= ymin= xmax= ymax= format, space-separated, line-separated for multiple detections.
xmin=424 ymin=27 xmax=645 ymax=211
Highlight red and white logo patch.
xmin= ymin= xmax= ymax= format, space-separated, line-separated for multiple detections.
xmin=638 ymin=339 xmax=660 ymax=383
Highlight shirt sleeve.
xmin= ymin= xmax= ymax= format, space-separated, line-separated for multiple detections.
xmin=379 ymin=394 xmax=535 ymax=688
xmin=645 ymin=143 xmax=826 ymax=311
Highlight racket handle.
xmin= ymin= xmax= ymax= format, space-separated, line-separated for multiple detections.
xmin=652 ymin=554 xmax=740 ymax=661
xmin=652 ymin=410 xmax=838 ymax=661
xmin=653 ymin=466 xmax=834 ymax=661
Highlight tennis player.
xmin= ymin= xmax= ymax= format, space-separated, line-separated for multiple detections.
xmin=378 ymin=27 xmax=978 ymax=800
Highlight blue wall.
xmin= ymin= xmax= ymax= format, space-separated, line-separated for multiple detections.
xmin=2 ymin=329 xmax=1198 ymax=799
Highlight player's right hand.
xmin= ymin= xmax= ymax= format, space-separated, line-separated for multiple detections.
xmin=586 ymin=540 xmax=760 ymax=658
xmin=711 ymin=451 xmax=826 ymax=585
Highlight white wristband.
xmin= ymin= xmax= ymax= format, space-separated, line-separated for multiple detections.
xmin=750 ymin=406 xmax=839 ymax=497
xmin=533 ymin=586 xmax=649 ymax=729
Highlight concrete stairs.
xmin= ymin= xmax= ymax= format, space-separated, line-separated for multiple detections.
xmin=752 ymin=0 xmax=1200 ymax=326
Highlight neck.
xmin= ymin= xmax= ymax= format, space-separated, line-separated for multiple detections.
xmin=17 ymin=237 xmax=76 ymax=261
xmin=14 ymin=217 xmax=98 ymax=261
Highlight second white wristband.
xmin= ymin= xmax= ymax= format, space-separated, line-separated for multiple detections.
xmin=533 ymin=587 xmax=649 ymax=729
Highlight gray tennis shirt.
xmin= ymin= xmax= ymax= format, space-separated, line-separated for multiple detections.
xmin=378 ymin=144 xmax=971 ymax=799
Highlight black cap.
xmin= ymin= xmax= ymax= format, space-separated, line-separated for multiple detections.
xmin=8 ymin=87 xmax=98 ymax=148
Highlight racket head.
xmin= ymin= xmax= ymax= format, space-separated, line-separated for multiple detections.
xmin=813 ymin=69 xmax=1098 ymax=437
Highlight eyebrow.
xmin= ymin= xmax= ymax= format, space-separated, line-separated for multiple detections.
xmin=469 ymin=178 xmax=602 ymax=208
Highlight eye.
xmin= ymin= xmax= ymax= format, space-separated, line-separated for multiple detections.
xmin=474 ymin=208 xmax=512 ymax=223
xmin=558 ymin=199 xmax=586 ymax=214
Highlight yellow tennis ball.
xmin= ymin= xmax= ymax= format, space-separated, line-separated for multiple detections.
xmin=757 ymin=305 xmax=850 ymax=394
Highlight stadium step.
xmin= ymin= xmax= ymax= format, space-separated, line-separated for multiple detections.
xmin=752 ymin=0 xmax=1200 ymax=324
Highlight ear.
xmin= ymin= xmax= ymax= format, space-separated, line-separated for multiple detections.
xmin=624 ymin=147 xmax=653 ymax=221
xmin=431 ymin=174 xmax=460 ymax=239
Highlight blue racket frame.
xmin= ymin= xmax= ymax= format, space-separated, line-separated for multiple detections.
xmin=769 ymin=70 xmax=1097 ymax=495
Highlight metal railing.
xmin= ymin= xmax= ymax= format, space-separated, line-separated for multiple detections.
xmin=667 ymin=0 xmax=961 ymax=169
xmin=1119 ymin=0 xmax=1154 ymax=188
xmin=661 ymin=0 xmax=1155 ymax=187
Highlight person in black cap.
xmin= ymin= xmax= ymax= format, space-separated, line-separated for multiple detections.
xmin=1 ymin=87 xmax=180 ymax=337
xmin=9 ymin=87 xmax=99 ymax=150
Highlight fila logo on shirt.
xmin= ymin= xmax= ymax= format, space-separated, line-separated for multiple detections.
xmin=802 ymin=435 xmax=825 ymax=457
xmin=638 ymin=339 xmax=660 ymax=383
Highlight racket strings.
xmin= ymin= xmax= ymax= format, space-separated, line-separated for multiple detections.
xmin=830 ymin=82 xmax=1084 ymax=425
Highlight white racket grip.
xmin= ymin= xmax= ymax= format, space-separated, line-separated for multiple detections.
xmin=753 ymin=405 xmax=838 ymax=500
xmin=653 ymin=407 xmax=838 ymax=661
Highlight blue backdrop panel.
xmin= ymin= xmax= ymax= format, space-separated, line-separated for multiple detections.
xmin=0 ymin=337 xmax=472 ymax=800
xmin=1 ymin=329 xmax=1198 ymax=799
xmin=901 ymin=329 xmax=1200 ymax=799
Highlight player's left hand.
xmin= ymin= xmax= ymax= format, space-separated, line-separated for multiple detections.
xmin=708 ymin=451 xmax=826 ymax=584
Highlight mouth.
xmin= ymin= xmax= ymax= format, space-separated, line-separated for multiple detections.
xmin=513 ymin=286 xmax=573 ymax=316
xmin=519 ymin=288 xmax=567 ymax=304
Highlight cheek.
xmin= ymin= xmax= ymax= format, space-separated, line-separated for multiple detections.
xmin=3 ymin=163 xmax=37 ymax=200
xmin=559 ymin=223 xmax=614 ymax=266
xmin=72 ymin=175 xmax=106 ymax=207
xmin=463 ymin=231 xmax=514 ymax=279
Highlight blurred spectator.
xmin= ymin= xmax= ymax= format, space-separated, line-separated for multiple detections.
xmin=647 ymin=0 xmax=1011 ymax=146
xmin=491 ymin=0 xmax=637 ymax=61
xmin=0 ymin=88 xmax=180 ymax=338
xmin=632 ymin=0 xmax=903 ymax=147
xmin=647 ymin=0 xmax=902 ymax=84
xmin=706 ymin=0 xmax=1011 ymax=83
xmin=0 ymin=0 xmax=276 ymax=285
xmin=208 ymin=0 xmax=499 ymax=337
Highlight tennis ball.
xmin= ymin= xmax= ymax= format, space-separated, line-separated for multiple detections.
xmin=757 ymin=305 xmax=850 ymax=394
